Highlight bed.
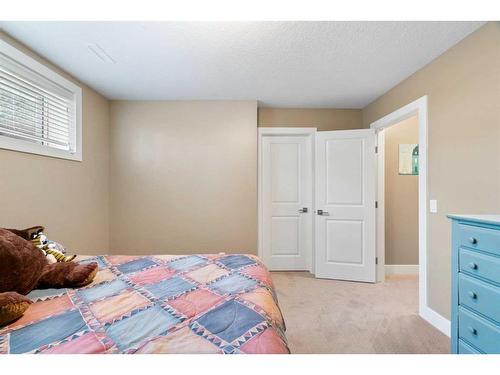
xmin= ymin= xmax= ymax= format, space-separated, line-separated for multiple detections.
xmin=0 ymin=254 xmax=289 ymax=354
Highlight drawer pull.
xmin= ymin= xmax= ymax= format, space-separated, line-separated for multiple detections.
xmin=468 ymin=291 xmax=478 ymax=299
xmin=468 ymin=262 xmax=478 ymax=270
xmin=468 ymin=237 xmax=478 ymax=245
xmin=468 ymin=327 xmax=478 ymax=336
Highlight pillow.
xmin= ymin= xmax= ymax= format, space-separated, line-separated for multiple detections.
xmin=0 ymin=292 xmax=32 ymax=327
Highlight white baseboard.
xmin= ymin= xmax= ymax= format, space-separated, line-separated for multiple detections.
xmin=420 ymin=306 xmax=451 ymax=337
xmin=385 ymin=264 xmax=419 ymax=275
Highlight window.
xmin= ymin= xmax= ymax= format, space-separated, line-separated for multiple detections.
xmin=0 ymin=39 xmax=82 ymax=161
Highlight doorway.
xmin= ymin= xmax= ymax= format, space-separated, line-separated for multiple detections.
xmin=370 ymin=96 xmax=448 ymax=336
xmin=381 ymin=115 xmax=419 ymax=276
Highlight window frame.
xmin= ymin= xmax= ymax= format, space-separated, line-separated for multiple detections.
xmin=0 ymin=39 xmax=82 ymax=161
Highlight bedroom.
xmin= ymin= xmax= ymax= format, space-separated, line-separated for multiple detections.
xmin=1 ymin=1 xmax=500 ymax=372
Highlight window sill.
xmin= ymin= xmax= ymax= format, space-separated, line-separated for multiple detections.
xmin=0 ymin=136 xmax=82 ymax=161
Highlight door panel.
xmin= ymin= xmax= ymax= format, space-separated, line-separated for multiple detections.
xmin=326 ymin=220 xmax=364 ymax=264
xmin=316 ymin=129 xmax=376 ymax=282
xmin=270 ymin=143 xmax=299 ymax=202
xmin=326 ymin=138 xmax=364 ymax=205
xmin=261 ymin=134 xmax=313 ymax=270
xmin=271 ymin=217 xmax=299 ymax=255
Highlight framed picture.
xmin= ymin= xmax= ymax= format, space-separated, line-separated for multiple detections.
xmin=399 ymin=144 xmax=419 ymax=175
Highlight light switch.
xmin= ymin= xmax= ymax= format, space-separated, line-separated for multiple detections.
xmin=430 ymin=199 xmax=438 ymax=213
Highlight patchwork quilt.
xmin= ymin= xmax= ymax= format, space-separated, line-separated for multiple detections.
xmin=0 ymin=254 xmax=289 ymax=354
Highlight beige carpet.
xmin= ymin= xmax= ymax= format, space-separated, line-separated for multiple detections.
xmin=272 ymin=272 xmax=450 ymax=354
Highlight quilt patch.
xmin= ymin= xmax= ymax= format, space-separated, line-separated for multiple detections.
xmin=78 ymin=279 xmax=129 ymax=303
xmin=145 ymin=276 xmax=196 ymax=300
xmin=117 ymin=258 xmax=158 ymax=274
xmin=105 ymin=305 xmax=180 ymax=351
xmin=217 ymin=255 xmax=256 ymax=270
xmin=9 ymin=309 xmax=86 ymax=354
xmin=209 ymin=273 xmax=258 ymax=295
xmin=194 ymin=300 xmax=265 ymax=343
xmin=168 ymin=255 xmax=207 ymax=272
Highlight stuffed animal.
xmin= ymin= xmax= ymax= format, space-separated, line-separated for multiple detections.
xmin=30 ymin=230 xmax=76 ymax=263
xmin=0 ymin=226 xmax=97 ymax=326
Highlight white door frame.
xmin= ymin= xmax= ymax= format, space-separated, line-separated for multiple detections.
xmin=258 ymin=127 xmax=316 ymax=273
xmin=370 ymin=96 xmax=450 ymax=337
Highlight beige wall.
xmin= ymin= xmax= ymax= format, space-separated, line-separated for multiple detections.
xmin=0 ymin=32 xmax=110 ymax=254
xmin=258 ymin=108 xmax=362 ymax=131
xmin=109 ymin=101 xmax=258 ymax=255
xmin=363 ymin=22 xmax=500 ymax=318
xmin=384 ymin=116 xmax=419 ymax=265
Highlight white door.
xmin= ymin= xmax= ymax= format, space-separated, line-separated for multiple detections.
xmin=261 ymin=132 xmax=313 ymax=270
xmin=315 ymin=129 xmax=376 ymax=282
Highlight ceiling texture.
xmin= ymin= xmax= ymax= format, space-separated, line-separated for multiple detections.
xmin=0 ymin=21 xmax=485 ymax=108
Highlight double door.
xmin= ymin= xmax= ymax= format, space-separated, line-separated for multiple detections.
xmin=259 ymin=128 xmax=376 ymax=282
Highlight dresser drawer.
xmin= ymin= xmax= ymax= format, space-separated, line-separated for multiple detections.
xmin=458 ymin=339 xmax=482 ymax=354
xmin=458 ymin=307 xmax=500 ymax=354
xmin=458 ymin=224 xmax=500 ymax=255
xmin=459 ymin=273 xmax=500 ymax=323
xmin=460 ymin=248 xmax=500 ymax=285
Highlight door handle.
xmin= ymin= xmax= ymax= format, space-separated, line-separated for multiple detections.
xmin=298 ymin=207 xmax=308 ymax=213
xmin=317 ymin=210 xmax=329 ymax=216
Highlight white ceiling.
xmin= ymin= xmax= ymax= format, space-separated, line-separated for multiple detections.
xmin=0 ymin=21 xmax=485 ymax=108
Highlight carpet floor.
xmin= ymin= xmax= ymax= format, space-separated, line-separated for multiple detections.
xmin=272 ymin=272 xmax=450 ymax=354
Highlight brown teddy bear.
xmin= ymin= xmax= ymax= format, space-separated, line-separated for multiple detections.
xmin=0 ymin=226 xmax=98 ymax=326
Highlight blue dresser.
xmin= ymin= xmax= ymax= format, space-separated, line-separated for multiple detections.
xmin=449 ymin=215 xmax=500 ymax=354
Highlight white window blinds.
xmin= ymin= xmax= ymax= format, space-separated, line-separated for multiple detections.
xmin=0 ymin=55 xmax=75 ymax=152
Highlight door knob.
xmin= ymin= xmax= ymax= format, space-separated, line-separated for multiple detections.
xmin=298 ymin=208 xmax=308 ymax=213
xmin=317 ymin=210 xmax=329 ymax=216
